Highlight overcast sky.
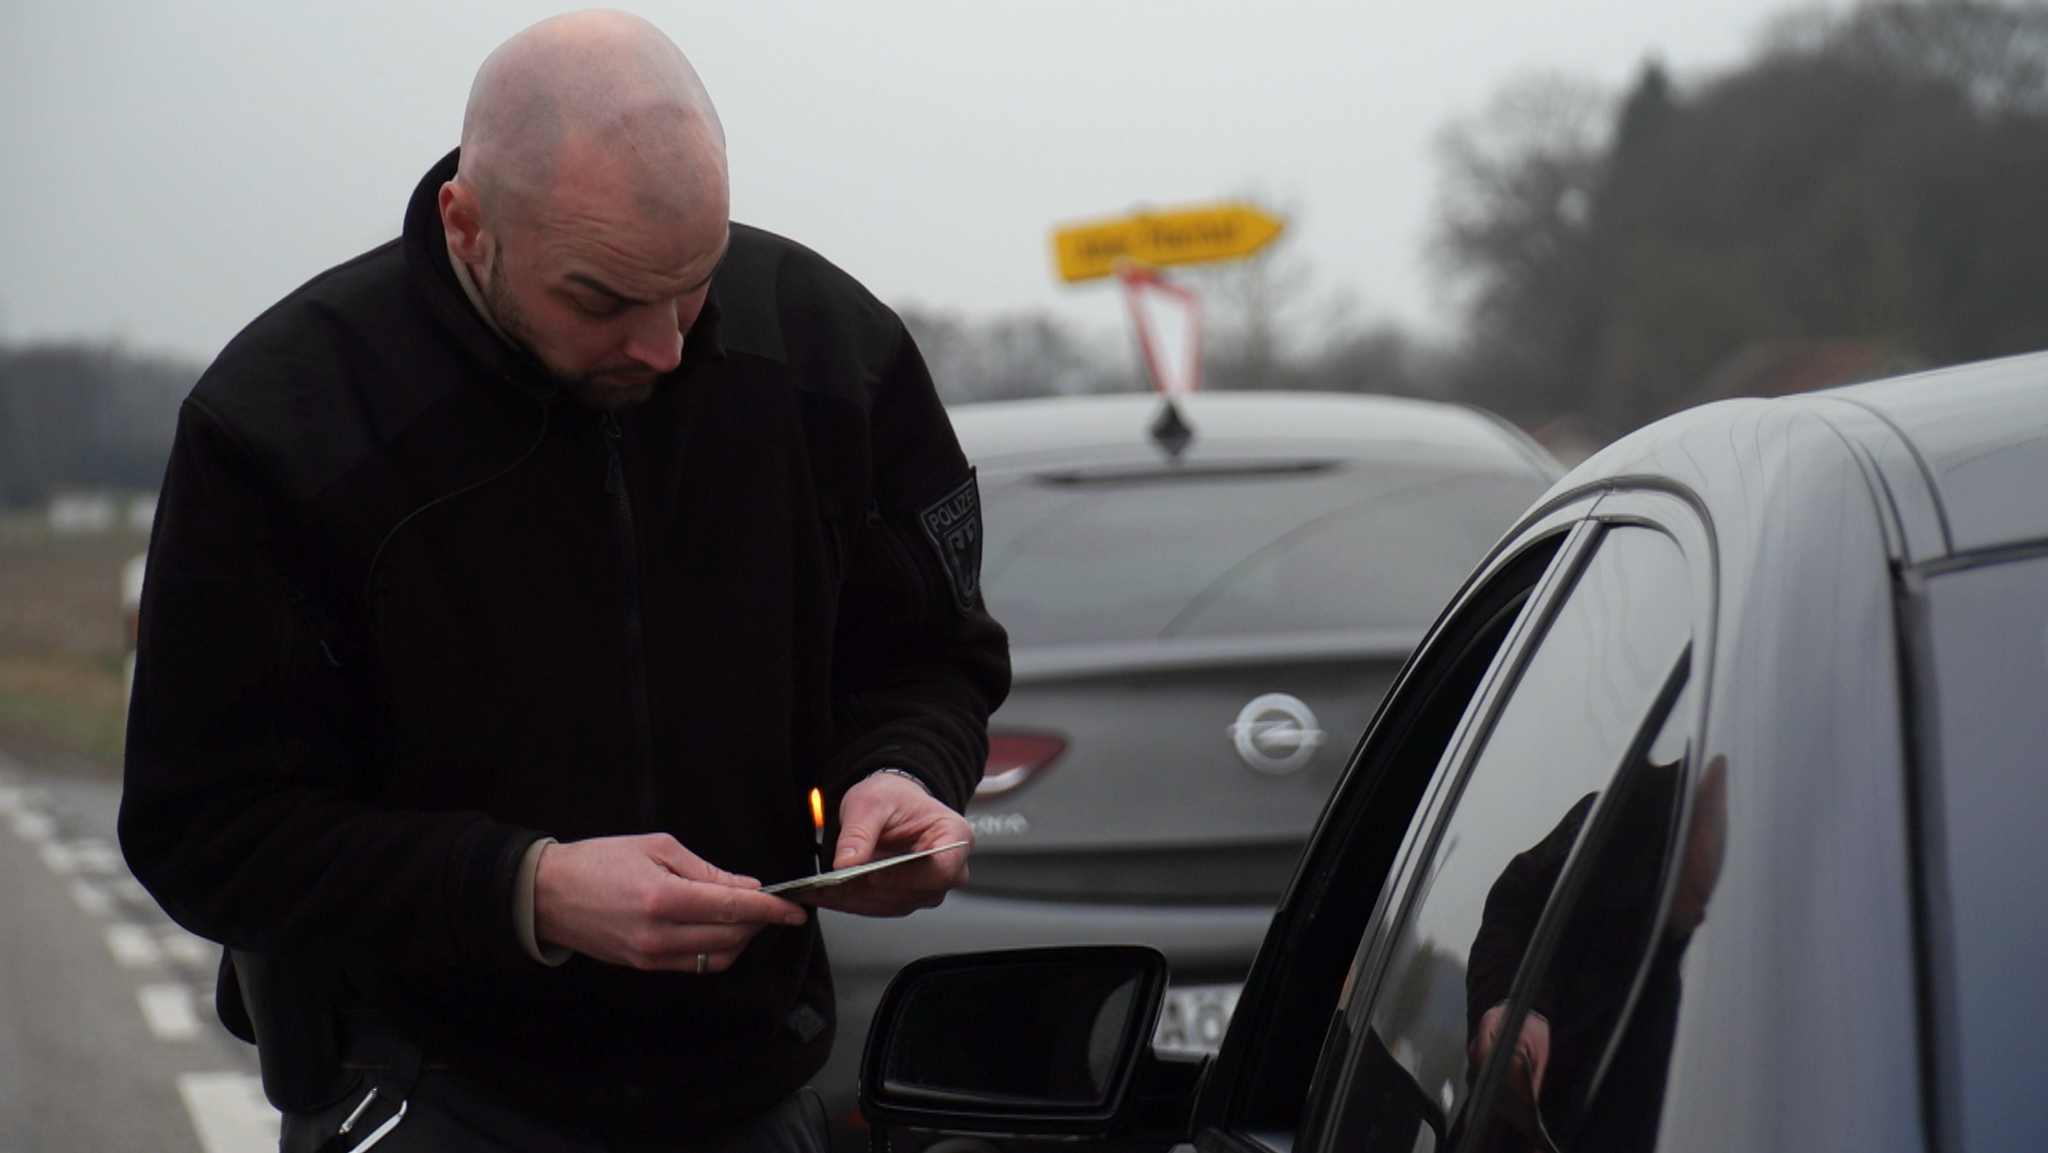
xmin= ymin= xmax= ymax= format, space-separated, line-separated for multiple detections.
xmin=0 ymin=0 xmax=1820 ymax=365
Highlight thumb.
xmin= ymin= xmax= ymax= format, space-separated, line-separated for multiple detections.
xmin=834 ymin=805 xmax=884 ymax=868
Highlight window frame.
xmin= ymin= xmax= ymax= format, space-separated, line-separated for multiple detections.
xmin=1291 ymin=487 xmax=1717 ymax=1153
xmin=1190 ymin=494 xmax=1599 ymax=1153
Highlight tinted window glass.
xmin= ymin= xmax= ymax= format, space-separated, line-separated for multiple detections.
xmin=1922 ymin=553 xmax=2048 ymax=1152
xmin=1227 ymin=535 xmax=1565 ymax=1142
xmin=1463 ymin=676 xmax=1694 ymax=1153
xmin=1329 ymin=526 xmax=1691 ymax=1151
xmin=980 ymin=464 xmax=1541 ymax=647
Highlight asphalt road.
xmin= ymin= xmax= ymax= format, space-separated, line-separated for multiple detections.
xmin=0 ymin=752 xmax=277 ymax=1153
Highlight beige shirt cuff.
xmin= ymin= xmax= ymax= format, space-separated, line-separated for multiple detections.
xmin=516 ymin=838 xmax=572 ymax=966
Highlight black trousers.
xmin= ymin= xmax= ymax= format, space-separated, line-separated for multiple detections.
xmin=281 ymin=1065 xmax=830 ymax=1153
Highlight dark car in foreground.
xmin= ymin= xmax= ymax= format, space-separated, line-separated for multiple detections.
xmin=816 ymin=392 xmax=1560 ymax=1134
xmin=859 ymin=354 xmax=2048 ymax=1153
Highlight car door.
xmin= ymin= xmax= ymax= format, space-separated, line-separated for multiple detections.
xmin=1195 ymin=494 xmax=1715 ymax=1153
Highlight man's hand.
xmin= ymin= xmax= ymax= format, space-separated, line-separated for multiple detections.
xmin=533 ymin=833 xmax=807 ymax=971
xmin=1467 ymin=1002 xmax=1552 ymax=1138
xmin=803 ymin=772 xmax=973 ymax=916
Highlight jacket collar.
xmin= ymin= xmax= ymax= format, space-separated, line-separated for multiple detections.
xmin=401 ymin=148 xmax=726 ymax=399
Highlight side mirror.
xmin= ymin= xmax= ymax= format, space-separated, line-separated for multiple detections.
xmin=860 ymin=945 xmax=1201 ymax=1140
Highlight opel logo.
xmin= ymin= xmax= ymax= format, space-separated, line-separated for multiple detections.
xmin=1228 ymin=693 xmax=1326 ymax=776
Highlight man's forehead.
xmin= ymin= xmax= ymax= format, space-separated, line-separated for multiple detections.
xmin=548 ymin=124 xmax=723 ymax=206
xmin=535 ymin=214 xmax=729 ymax=296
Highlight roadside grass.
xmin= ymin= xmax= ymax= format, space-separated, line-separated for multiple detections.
xmin=0 ymin=652 xmax=129 ymax=767
xmin=0 ymin=517 xmax=147 ymax=773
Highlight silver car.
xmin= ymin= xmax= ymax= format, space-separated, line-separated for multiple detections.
xmin=858 ymin=353 xmax=2048 ymax=1153
xmin=816 ymin=391 xmax=1560 ymax=1138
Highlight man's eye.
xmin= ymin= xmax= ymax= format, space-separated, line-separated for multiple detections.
xmin=574 ymin=298 xmax=624 ymax=318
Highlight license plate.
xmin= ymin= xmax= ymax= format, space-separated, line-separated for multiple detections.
xmin=1152 ymin=983 xmax=1242 ymax=1053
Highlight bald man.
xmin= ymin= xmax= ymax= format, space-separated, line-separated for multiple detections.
xmin=120 ymin=11 xmax=1008 ymax=1151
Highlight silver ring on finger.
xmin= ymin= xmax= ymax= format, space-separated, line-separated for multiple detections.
xmin=696 ymin=953 xmax=708 ymax=975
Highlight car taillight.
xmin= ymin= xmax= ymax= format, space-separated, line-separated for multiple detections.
xmin=976 ymin=731 xmax=1066 ymax=798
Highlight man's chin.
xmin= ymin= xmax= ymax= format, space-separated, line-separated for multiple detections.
xmin=565 ymin=375 xmax=659 ymax=411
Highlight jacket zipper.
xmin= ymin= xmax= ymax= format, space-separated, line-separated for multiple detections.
xmin=602 ymin=413 xmax=658 ymax=830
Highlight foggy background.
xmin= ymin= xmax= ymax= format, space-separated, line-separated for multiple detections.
xmin=0 ymin=8 xmax=2044 ymax=1147
xmin=2 ymin=0 xmax=2046 ymax=502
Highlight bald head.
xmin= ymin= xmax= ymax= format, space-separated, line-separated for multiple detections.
xmin=439 ymin=11 xmax=733 ymax=407
xmin=457 ymin=10 xmax=726 ymax=227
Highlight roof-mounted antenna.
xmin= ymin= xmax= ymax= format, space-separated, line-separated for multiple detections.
xmin=1117 ymin=261 xmax=1202 ymax=464
xmin=1150 ymin=398 xmax=1194 ymax=460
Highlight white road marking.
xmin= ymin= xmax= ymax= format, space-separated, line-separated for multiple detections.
xmin=160 ymin=928 xmax=217 ymax=967
xmin=40 ymin=837 xmax=124 ymax=875
xmin=138 ymin=982 xmax=203 ymax=1040
xmin=70 ymin=877 xmax=115 ymax=915
xmin=177 ymin=1072 xmax=282 ymax=1153
xmin=4 ymin=771 xmax=276 ymax=1153
xmin=10 ymin=811 xmax=54 ymax=842
xmin=104 ymin=922 xmax=164 ymax=968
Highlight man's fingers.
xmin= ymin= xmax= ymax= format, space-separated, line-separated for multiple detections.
xmin=661 ymin=878 xmax=805 ymax=928
xmin=832 ymin=820 xmax=878 ymax=869
xmin=807 ymin=831 xmax=972 ymax=915
xmin=628 ymin=921 xmax=757 ymax=959
xmin=800 ymin=866 xmax=959 ymax=915
xmin=629 ymin=834 xmax=797 ymax=923
xmin=642 ymin=834 xmax=759 ymax=889
xmin=619 ymin=929 xmax=756 ymax=972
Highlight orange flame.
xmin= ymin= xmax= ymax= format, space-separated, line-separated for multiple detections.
xmin=809 ymin=787 xmax=825 ymax=831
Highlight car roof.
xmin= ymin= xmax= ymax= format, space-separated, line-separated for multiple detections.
xmin=948 ymin=392 xmax=1560 ymax=478
xmin=1815 ymin=351 xmax=2048 ymax=557
xmin=1545 ymin=350 xmax=2047 ymax=565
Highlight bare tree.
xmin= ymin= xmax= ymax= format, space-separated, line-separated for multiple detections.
xmin=1430 ymin=74 xmax=1612 ymax=423
xmin=1432 ymin=0 xmax=2048 ymax=435
xmin=901 ymin=308 xmax=1131 ymax=404
xmin=1765 ymin=0 xmax=2048 ymax=114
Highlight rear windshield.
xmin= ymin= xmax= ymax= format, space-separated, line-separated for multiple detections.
xmin=1920 ymin=551 xmax=2048 ymax=1152
xmin=979 ymin=459 xmax=1543 ymax=648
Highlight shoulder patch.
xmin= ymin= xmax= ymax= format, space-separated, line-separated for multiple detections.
xmin=918 ymin=473 xmax=984 ymax=615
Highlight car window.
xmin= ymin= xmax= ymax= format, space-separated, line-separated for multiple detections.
xmin=1315 ymin=525 xmax=1692 ymax=1153
xmin=1219 ymin=533 xmax=1569 ymax=1148
xmin=979 ymin=464 xmax=1542 ymax=647
xmin=1919 ymin=552 xmax=2048 ymax=1152
xmin=1459 ymin=672 xmax=1695 ymax=1153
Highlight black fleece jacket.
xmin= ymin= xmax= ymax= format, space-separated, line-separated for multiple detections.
xmin=118 ymin=149 xmax=1009 ymax=1136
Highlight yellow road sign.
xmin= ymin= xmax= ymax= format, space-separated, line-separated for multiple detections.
xmin=1052 ymin=203 xmax=1285 ymax=283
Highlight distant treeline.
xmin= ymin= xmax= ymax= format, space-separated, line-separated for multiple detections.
xmin=13 ymin=2 xmax=2046 ymax=468
xmin=0 ymin=342 xmax=195 ymax=507
xmin=1436 ymin=0 xmax=2048 ymax=433
xmin=916 ymin=0 xmax=2048 ymax=449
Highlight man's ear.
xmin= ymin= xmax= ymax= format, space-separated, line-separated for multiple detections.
xmin=439 ymin=180 xmax=489 ymax=267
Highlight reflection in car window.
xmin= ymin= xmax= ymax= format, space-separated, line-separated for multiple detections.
xmin=1461 ymin=674 xmax=1696 ymax=1153
xmin=1225 ymin=535 xmax=1567 ymax=1148
xmin=1328 ymin=526 xmax=1691 ymax=1152
xmin=1921 ymin=553 xmax=2048 ymax=1152
xmin=979 ymin=464 xmax=1542 ymax=647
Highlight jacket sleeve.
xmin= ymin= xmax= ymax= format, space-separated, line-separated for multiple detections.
xmin=822 ymin=330 xmax=1011 ymax=813
xmin=118 ymin=398 xmax=543 ymax=969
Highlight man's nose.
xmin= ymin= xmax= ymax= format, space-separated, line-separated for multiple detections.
xmin=623 ymin=304 xmax=685 ymax=373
